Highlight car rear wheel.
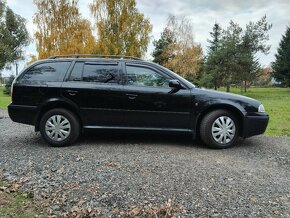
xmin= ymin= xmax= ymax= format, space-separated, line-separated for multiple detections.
xmin=39 ymin=108 xmax=80 ymax=146
xmin=200 ymin=110 xmax=239 ymax=149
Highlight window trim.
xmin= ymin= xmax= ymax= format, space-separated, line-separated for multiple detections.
xmin=124 ymin=63 xmax=172 ymax=89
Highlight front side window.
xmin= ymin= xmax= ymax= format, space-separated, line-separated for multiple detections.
xmin=20 ymin=62 xmax=71 ymax=84
xmin=126 ymin=65 xmax=170 ymax=88
xmin=82 ymin=63 xmax=119 ymax=84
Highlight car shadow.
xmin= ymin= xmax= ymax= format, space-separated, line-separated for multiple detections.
xmin=78 ymin=129 xmax=202 ymax=148
xmin=30 ymin=129 xmax=255 ymax=150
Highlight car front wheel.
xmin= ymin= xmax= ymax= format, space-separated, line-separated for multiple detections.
xmin=39 ymin=108 xmax=80 ymax=146
xmin=200 ymin=110 xmax=239 ymax=149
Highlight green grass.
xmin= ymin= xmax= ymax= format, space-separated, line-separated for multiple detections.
xmin=217 ymin=87 xmax=290 ymax=137
xmin=0 ymin=86 xmax=11 ymax=109
xmin=0 ymin=180 xmax=45 ymax=218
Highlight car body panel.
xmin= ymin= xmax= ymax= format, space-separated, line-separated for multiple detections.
xmin=118 ymin=85 xmax=193 ymax=129
xmin=8 ymin=57 xmax=269 ymax=140
xmin=61 ymin=81 xmax=127 ymax=126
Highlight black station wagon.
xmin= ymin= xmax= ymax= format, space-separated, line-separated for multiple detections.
xmin=8 ymin=54 xmax=269 ymax=148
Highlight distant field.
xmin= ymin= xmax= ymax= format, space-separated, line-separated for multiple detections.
xmin=0 ymin=86 xmax=10 ymax=109
xmin=218 ymin=87 xmax=290 ymax=137
xmin=0 ymin=86 xmax=289 ymax=136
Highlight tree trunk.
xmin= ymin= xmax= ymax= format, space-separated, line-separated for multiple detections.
xmin=244 ymin=81 xmax=247 ymax=92
xmin=226 ymin=84 xmax=230 ymax=92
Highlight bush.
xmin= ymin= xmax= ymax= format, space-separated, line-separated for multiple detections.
xmin=3 ymin=75 xmax=15 ymax=95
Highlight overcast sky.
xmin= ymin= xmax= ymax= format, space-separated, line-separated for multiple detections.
xmin=3 ymin=0 xmax=290 ymax=76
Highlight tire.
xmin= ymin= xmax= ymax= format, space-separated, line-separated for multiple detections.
xmin=39 ymin=108 xmax=80 ymax=146
xmin=200 ymin=109 xmax=239 ymax=149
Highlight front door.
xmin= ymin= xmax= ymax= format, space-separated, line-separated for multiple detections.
xmin=121 ymin=63 xmax=193 ymax=130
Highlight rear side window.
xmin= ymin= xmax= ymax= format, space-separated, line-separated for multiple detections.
xmin=82 ymin=63 xmax=119 ymax=84
xmin=20 ymin=62 xmax=70 ymax=84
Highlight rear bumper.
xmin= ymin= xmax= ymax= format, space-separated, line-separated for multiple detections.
xmin=242 ymin=113 xmax=269 ymax=138
xmin=8 ymin=104 xmax=38 ymax=126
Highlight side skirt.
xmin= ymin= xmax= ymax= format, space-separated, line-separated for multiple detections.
xmin=83 ymin=125 xmax=193 ymax=133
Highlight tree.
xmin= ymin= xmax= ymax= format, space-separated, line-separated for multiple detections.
xmin=152 ymin=27 xmax=175 ymax=65
xmin=272 ymin=26 xmax=290 ymax=87
xmin=153 ymin=16 xmax=203 ymax=81
xmin=0 ymin=0 xmax=30 ymax=70
xmin=238 ymin=15 xmax=272 ymax=92
xmin=234 ymin=50 xmax=260 ymax=92
xmin=90 ymin=0 xmax=152 ymax=57
xmin=26 ymin=54 xmax=38 ymax=66
xmin=203 ymin=16 xmax=271 ymax=92
xmin=204 ymin=23 xmax=223 ymax=89
xmin=33 ymin=0 xmax=95 ymax=59
xmin=215 ymin=21 xmax=244 ymax=92
xmin=207 ymin=23 xmax=222 ymax=52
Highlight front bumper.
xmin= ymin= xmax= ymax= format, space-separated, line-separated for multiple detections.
xmin=8 ymin=103 xmax=38 ymax=126
xmin=242 ymin=113 xmax=269 ymax=138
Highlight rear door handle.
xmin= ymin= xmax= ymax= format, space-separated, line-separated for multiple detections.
xmin=126 ymin=93 xmax=138 ymax=100
xmin=66 ymin=90 xmax=78 ymax=96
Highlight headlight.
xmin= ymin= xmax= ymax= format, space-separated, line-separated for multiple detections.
xmin=258 ymin=104 xmax=266 ymax=113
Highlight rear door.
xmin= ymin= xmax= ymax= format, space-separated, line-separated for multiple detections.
xmin=61 ymin=60 xmax=127 ymax=127
xmin=121 ymin=63 xmax=193 ymax=130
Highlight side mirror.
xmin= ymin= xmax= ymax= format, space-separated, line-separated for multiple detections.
xmin=169 ymin=79 xmax=181 ymax=89
xmin=168 ymin=80 xmax=182 ymax=94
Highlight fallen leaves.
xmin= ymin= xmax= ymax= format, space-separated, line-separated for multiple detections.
xmin=106 ymin=161 xmax=119 ymax=168
xmin=114 ymin=199 xmax=188 ymax=218
xmin=67 ymin=204 xmax=103 ymax=218
xmin=1 ymin=177 xmax=188 ymax=218
xmin=0 ymin=181 xmax=21 ymax=193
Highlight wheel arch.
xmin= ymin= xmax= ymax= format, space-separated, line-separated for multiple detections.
xmin=35 ymin=99 xmax=82 ymax=131
xmin=195 ymin=103 xmax=245 ymax=137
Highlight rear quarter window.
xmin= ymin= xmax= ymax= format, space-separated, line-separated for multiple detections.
xmin=19 ymin=62 xmax=71 ymax=84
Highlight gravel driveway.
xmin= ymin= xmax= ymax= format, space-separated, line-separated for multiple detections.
xmin=0 ymin=109 xmax=290 ymax=217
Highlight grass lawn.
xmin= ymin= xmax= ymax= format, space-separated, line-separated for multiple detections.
xmin=0 ymin=86 xmax=11 ymax=109
xmin=218 ymin=87 xmax=290 ymax=137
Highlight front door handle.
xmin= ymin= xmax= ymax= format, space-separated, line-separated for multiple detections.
xmin=66 ymin=90 xmax=78 ymax=96
xmin=126 ymin=93 xmax=138 ymax=100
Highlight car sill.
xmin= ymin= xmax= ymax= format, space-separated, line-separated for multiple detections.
xmin=83 ymin=125 xmax=192 ymax=133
